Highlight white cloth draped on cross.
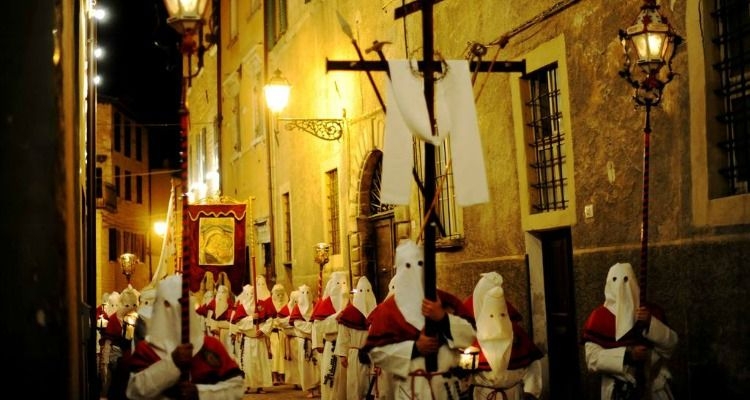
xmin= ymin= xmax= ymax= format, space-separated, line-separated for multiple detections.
xmin=381 ymin=59 xmax=490 ymax=207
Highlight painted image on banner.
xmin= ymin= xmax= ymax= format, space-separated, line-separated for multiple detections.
xmin=199 ymin=217 xmax=235 ymax=265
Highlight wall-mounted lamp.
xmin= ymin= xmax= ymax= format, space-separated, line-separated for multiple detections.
xmin=618 ymin=0 xmax=682 ymax=302
xmin=263 ymin=69 xmax=345 ymax=141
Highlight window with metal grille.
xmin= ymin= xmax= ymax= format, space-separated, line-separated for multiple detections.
xmin=413 ymin=139 xmax=463 ymax=244
xmin=282 ymin=192 xmax=292 ymax=262
xmin=326 ymin=169 xmax=340 ymax=255
xmin=523 ymin=62 xmax=568 ymax=212
xmin=711 ymin=0 xmax=750 ymax=196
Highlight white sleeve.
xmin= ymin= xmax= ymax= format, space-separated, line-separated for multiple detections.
xmin=368 ymin=340 xmax=415 ymax=379
xmin=584 ymin=341 xmax=627 ymax=375
xmin=195 ymin=375 xmax=245 ymax=400
xmin=643 ymin=317 xmax=678 ymax=359
xmin=125 ymin=358 xmax=181 ymax=400
xmin=335 ymin=324 xmax=351 ymax=357
xmin=522 ymin=359 xmax=544 ymax=398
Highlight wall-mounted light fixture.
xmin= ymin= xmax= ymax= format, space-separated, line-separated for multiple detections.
xmin=263 ymin=69 xmax=345 ymax=141
xmin=618 ymin=0 xmax=682 ymax=302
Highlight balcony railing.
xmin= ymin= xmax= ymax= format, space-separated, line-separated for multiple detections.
xmin=97 ymin=182 xmax=117 ymax=212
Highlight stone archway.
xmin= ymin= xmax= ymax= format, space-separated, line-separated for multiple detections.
xmin=353 ymin=150 xmax=397 ymax=300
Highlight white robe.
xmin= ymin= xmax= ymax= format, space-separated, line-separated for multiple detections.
xmin=585 ymin=317 xmax=678 ymax=400
xmin=314 ymin=316 xmax=347 ymax=400
xmin=335 ymin=319 xmax=371 ymax=400
xmin=293 ymin=318 xmax=321 ymax=391
xmin=368 ymin=313 xmax=476 ymax=400
xmin=235 ymin=315 xmax=273 ymax=389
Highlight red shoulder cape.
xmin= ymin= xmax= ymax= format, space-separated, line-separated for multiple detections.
xmin=336 ymin=303 xmax=368 ymax=330
xmin=126 ymin=336 xmax=243 ymax=384
xmin=580 ymin=303 xmax=667 ymax=348
xmin=311 ymin=297 xmax=336 ymax=321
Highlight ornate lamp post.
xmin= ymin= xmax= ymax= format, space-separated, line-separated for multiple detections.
xmin=618 ymin=0 xmax=682 ymax=302
xmin=314 ymin=243 xmax=331 ymax=299
xmin=163 ymin=0 xmax=209 ymax=358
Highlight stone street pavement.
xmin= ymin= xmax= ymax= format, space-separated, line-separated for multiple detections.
xmin=242 ymin=384 xmax=314 ymax=400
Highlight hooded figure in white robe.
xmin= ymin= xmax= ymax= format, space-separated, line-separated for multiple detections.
xmin=232 ymin=282 xmax=273 ymax=393
xmin=582 ymin=262 xmax=679 ymax=400
xmin=269 ymin=283 xmax=290 ymax=384
xmin=124 ymin=274 xmax=244 ymax=400
xmin=312 ymin=271 xmax=350 ymax=400
xmin=335 ymin=276 xmax=378 ymax=400
xmin=468 ymin=272 xmax=543 ymax=400
xmin=364 ymin=239 xmax=476 ymax=400
xmin=277 ymin=289 xmax=301 ymax=386
xmin=291 ymin=284 xmax=321 ymax=396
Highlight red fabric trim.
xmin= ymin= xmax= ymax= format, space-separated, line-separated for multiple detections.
xmin=311 ymin=297 xmax=336 ymax=321
xmin=580 ymin=304 xmax=667 ymax=348
xmin=336 ymin=303 xmax=368 ymax=330
xmin=126 ymin=336 xmax=243 ymax=385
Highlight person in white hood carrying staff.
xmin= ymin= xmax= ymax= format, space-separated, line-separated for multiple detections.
xmin=581 ymin=262 xmax=678 ymax=400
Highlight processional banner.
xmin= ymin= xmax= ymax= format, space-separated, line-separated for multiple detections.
xmin=186 ymin=203 xmax=247 ymax=295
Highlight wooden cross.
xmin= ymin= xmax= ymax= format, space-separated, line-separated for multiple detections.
xmin=326 ymin=0 xmax=524 ymax=372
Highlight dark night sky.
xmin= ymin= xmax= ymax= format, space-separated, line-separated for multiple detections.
xmin=96 ymin=0 xmax=183 ymax=169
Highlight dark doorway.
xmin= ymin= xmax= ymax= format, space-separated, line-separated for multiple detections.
xmin=370 ymin=213 xmax=396 ymax=301
xmin=540 ymin=227 xmax=581 ymax=399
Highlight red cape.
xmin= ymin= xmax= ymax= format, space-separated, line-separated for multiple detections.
xmin=364 ymin=289 xmax=474 ymax=351
xmin=125 ymin=336 xmax=243 ymax=385
xmin=277 ymin=304 xmax=290 ymax=318
xmin=289 ymin=303 xmax=314 ymax=324
xmin=336 ymin=303 xmax=368 ymax=330
xmin=581 ymin=303 xmax=667 ymax=348
xmin=311 ymin=296 xmax=336 ymax=321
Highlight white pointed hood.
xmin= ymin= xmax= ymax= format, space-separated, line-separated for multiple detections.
xmin=604 ymin=262 xmax=640 ymax=340
xmin=393 ymin=239 xmax=425 ymax=330
xmin=353 ymin=276 xmax=377 ymax=317
xmin=146 ymin=274 xmax=204 ymax=357
xmin=476 ymin=286 xmax=513 ymax=373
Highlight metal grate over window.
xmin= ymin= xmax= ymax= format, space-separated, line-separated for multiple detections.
xmin=524 ymin=62 xmax=568 ymax=212
xmin=712 ymin=0 xmax=750 ymax=195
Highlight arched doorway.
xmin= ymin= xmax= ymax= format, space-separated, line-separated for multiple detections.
xmin=357 ymin=150 xmax=396 ymax=301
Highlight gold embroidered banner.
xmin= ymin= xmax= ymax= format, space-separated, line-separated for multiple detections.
xmin=186 ymin=203 xmax=247 ymax=295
